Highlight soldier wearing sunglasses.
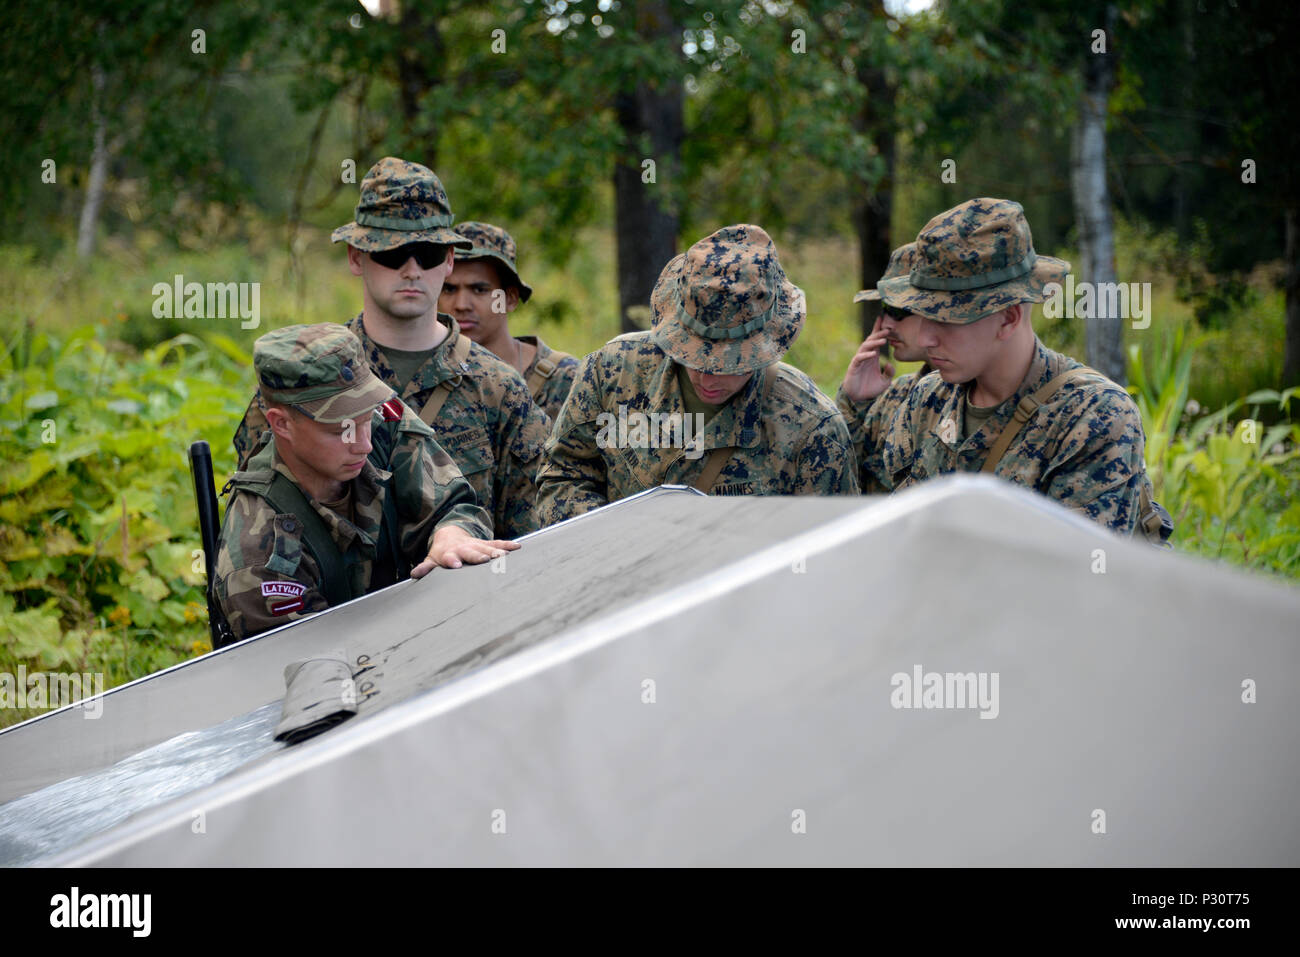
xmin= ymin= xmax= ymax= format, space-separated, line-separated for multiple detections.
xmin=838 ymin=243 xmax=936 ymax=494
xmin=231 ymin=157 xmax=551 ymax=539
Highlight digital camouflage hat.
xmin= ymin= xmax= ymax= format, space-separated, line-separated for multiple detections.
xmin=651 ymin=224 xmax=806 ymax=375
xmin=455 ymin=221 xmax=533 ymax=302
xmin=254 ymin=324 xmax=395 ymax=424
xmin=330 ymin=157 xmax=472 ymax=253
xmin=876 ymin=199 xmax=1070 ymax=324
xmin=854 ymin=242 xmax=918 ymax=303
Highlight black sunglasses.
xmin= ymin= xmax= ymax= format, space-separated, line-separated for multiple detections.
xmin=881 ymin=303 xmax=911 ymax=320
xmin=369 ymin=243 xmax=448 ymax=271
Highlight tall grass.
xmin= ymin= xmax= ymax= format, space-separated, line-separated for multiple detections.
xmin=1128 ymin=327 xmax=1300 ymax=579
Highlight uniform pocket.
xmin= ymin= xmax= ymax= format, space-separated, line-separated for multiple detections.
xmin=266 ymin=514 xmax=304 ymax=577
xmin=440 ymin=426 xmax=495 ymax=478
xmin=610 ymin=442 xmax=669 ymax=491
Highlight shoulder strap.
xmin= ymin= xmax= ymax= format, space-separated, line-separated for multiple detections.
xmin=381 ymin=482 xmax=407 ymax=575
xmin=452 ymin=330 xmax=474 ymax=365
xmin=692 ymin=364 xmax=780 ymax=493
xmin=525 ymin=359 xmax=554 ymax=396
xmin=526 ymin=350 xmax=573 ymax=395
xmin=692 ymin=446 xmax=734 ymax=493
xmin=222 ymin=467 xmax=273 ymax=496
xmin=261 ymin=473 xmax=351 ymax=605
xmin=367 ymin=481 xmax=409 ymax=588
xmin=417 ymin=334 xmax=474 ymax=427
xmin=1137 ymin=479 xmax=1175 ymax=545
xmin=981 ymin=367 xmax=1099 ymax=474
xmin=418 ymin=383 xmax=454 ymax=427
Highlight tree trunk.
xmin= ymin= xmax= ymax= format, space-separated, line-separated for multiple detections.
xmin=1284 ymin=205 xmax=1300 ymax=389
xmin=614 ymin=1 xmax=682 ymax=334
xmin=76 ymin=62 xmax=107 ymax=259
xmin=396 ymin=5 xmax=444 ymax=164
xmin=1072 ymin=5 xmax=1124 ymax=384
xmin=855 ymin=44 xmax=896 ymax=342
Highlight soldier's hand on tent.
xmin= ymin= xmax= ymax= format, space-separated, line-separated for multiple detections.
xmin=413 ymin=525 xmax=521 ymax=576
xmin=841 ymin=317 xmax=894 ymax=402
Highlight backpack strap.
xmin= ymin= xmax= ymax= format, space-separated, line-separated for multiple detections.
xmin=979 ymin=367 xmax=1175 ymax=545
xmin=1137 ymin=480 xmax=1175 ymax=546
xmin=260 ymin=473 xmax=352 ymax=606
xmin=692 ymin=446 xmax=734 ymax=493
xmin=981 ymin=367 xmax=1099 ymax=474
xmin=240 ymin=469 xmax=407 ymax=598
xmin=526 ymin=350 xmax=574 ymax=396
xmin=418 ymin=333 xmax=474 ymax=428
xmin=374 ymin=481 xmax=408 ymax=579
xmin=692 ymin=364 xmax=780 ymax=493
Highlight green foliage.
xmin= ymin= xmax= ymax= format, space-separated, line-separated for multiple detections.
xmin=1128 ymin=332 xmax=1300 ymax=580
xmin=0 ymin=325 xmax=249 ymax=727
xmin=1031 ymin=216 xmax=1286 ymax=413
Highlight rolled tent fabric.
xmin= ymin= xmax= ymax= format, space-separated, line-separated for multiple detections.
xmin=274 ymin=652 xmax=358 ymax=745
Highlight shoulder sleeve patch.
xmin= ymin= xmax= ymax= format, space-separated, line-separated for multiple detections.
xmin=261 ymin=580 xmax=307 ymax=599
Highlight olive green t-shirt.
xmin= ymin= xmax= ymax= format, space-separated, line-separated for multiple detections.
xmin=319 ymin=484 xmax=356 ymax=527
xmin=964 ymin=394 xmax=1000 ymax=440
xmin=675 ymin=363 xmax=728 ymax=422
xmin=383 ymin=346 xmax=432 ymax=392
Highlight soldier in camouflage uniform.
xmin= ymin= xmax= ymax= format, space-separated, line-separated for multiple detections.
xmin=536 ymin=224 xmax=859 ymax=525
xmin=214 ymin=325 xmax=515 ymax=643
xmin=855 ymin=198 xmax=1166 ymax=537
xmin=440 ymin=221 xmax=580 ymax=424
xmin=231 ymin=158 xmax=550 ymax=539
xmin=837 ymin=242 xmax=937 ymax=493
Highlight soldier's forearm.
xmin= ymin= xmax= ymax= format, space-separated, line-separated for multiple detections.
xmin=535 ymin=479 xmax=608 ymax=527
xmin=433 ymin=503 xmax=494 ymax=542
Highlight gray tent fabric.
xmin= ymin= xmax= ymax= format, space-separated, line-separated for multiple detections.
xmin=0 ymin=703 xmax=282 ymax=866
xmin=1 ymin=478 xmax=1297 ymax=866
xmin=274 ymin=652 xmax=357 ymax=745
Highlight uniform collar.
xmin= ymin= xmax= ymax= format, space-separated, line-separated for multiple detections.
xmin=645 ymin=355 xmax=766 ymax=451
xmin=348 ymin=312 xmax=468 ymax=399
xmin=266 ymin=437 xmax=391 ymax=551
xmin=934 ymin=337 xmax=1057 ymax=454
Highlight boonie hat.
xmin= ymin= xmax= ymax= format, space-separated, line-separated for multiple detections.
xmin=331 ymin=157 xmax=472 ymax=253
xmin=876 ymin=199 xmax=1070 ymax=324
xmin=650 ymin=224 xmax=805 ymax=375
xmin=854 ymin=242 xmax=918 ymax=302
xmin=455 ymin=221 xmax=534 ymax=302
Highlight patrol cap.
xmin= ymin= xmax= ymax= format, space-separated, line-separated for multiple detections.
xmin=254 ymin=324 xmax=395 ymax=424
xmin=854 ymin=242 xmax=918 ymax=302
xmin=330 ymin=157 xmax=473 ymax=253
xmin=454 ymin=221 xmax=534 ymax=302
xmin=650 ymin=224 xmax=806 ymax=376
xmin=876 ymin=199 xmax=1070 ymax=324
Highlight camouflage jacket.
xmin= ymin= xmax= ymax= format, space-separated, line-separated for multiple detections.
xmin=518 ymin=334 xmax=580 ymax=424
xmin=836 ymin=370 xmax=929 ymax=495
xmin=232 ymin=314 xmax=550 ymax=539
xmin=536 ymin=331 xmax=860 ymax=525
xmin=215 ymin=408 xmax=491 ymax=642
xmin=868 ymin=338 xmax=1151 ymax=534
